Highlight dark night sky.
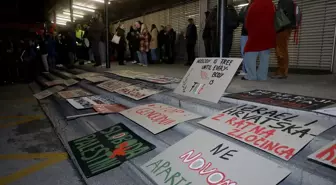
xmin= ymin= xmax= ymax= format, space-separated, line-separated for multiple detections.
xmin=0 ymin=0 xmax=52 ymax=23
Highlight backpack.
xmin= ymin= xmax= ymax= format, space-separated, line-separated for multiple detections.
xmin=293 ymin=0 xmax=302 ymax=45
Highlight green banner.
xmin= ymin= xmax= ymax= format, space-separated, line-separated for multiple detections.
xmin=68 ymin=123 xmax=156 ymax=178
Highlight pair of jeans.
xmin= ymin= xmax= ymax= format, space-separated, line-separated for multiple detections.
xmin=137 ymin=51 xmax=148 ymax=65
xmin=244 ymin=49 xmax=270 ymax=81
xmin=150 ymin=48 xmax=158 ymax=61
xmin=41 ymin=54 xmax=49 ymax=72
xmin=240 ymin=36 xmax=248 ymax=73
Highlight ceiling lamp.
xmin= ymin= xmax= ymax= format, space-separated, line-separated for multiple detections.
xmin=237 ymin=3 xmax=248 ymax=7
xmin=72 ymin=5 xmax=95 ymax=12
xmin=63 ymin=12 xmax=84 ymax=18
xmin=92 ymin=0 xmax=111 ymax=4
xmin=56 ymin=22 xmax=67 ymax=26
xmin=57 ymin=17 xmax=71 ymax=22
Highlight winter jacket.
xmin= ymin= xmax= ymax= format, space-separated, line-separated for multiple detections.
xmin=278 ymin=0 xmax=296 ymax=29
xmin=186 ymin=23 xmax=197 ymax=44
xmin=139 ymin=31 xmax=150 ymax=52
xmin=150 ymin=28 xmax=158 ymax=49
xmin=88 ymin=20 xmax=104 ymax=43
xmin=244 ymin=0 xmax=276 ymax=52
xmin=116 ymin=27 xmax=126 ymax=48
xmin=239 ymin=4 xmax=250 ymax=36
xmin=158 ymin=30 xmax=166 ymax=47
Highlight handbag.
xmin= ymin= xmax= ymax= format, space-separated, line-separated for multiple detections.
xmin=274 ymin=8 xmax=291 ymax=32
xmin=112 ymin=34 xmax=121 ymax=44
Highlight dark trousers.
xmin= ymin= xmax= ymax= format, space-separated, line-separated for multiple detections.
xmin=91 ymin=41 xmax=101 ymax=65
xmin=187 ymin=42 xmax=196 ymax=64
xmin=204 ymin=39 xmax=212 ymax=57
xmin=223 ymin=33 xmax=233 ymax=57
xmin=117 ymin=47 xmax=125 ymax=65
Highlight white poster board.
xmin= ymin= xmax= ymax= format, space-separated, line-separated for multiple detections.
xmin=66 ymin=95 xmax=114 ymax=109
xmin=85 ymin=76 xmax=110 ymax=83
xmin=58 ymin=89 xmax=92 ymax=99
xmin=174 ymin=58 xmax=242 ymax=103
xmin=308 ymin=140 xmax=336 ymax=169
xmin=314 ymin=105 xmax=336 ymax=117
xmin=199 ymin=104 xmax=336 ymax=160
xmin=96 ymin=80 xmax=133 ymax=92
xmin=34 ymin=86 xmax=65 ymax=100
xmin=114 ymin=84 xmax=164 ymax=100
xmin=106 ymin=70 xmax=150 ymax=79
xmin=121 ymin=103 xmax=201 ymax=134
xmin=142 ymin=130 xmax=291 ymax=185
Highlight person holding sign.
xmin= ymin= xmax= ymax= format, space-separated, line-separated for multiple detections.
xmin=242 ymin=0 xmax=276 ymax=81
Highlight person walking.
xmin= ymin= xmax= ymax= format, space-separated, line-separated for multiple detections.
xmin=242 ymin=0 xmax=276 ymax=81
xmin=272 ymin=0 xmax=296 ymax=79
xmin=185 ymin=18 xmax=197 ymax=66
xmin=150 ymin=24 xmax=159 ymax=63
xmin=238 ymin=0 xmax=252 ymax=76
xmin=115 ymin=24 xmax=126 ymax=65
xmin=202 ymin=11 xmax=212 ymax=57
xmin=137 ymin=24 xmax=150 ymax=66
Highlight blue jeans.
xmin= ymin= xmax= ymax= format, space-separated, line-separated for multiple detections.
xmin=240 ymin=36 xmax=248 ymax=73
xmin=137 ymin=51 xmax=148 ymax=65
xmin=151 ymin=48 xmax=158 ymax=61
xmin=244 ymin=49 xmax=270 ymax=81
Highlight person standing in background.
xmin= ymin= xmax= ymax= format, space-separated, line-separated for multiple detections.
xmin=242 ymin=0 xmax=276 ymax=81
xmin=150 ymin=24 xmax=159 ymax=63
xmin=185 ymin=18 xmax=197 ymax=66
xmin=47 ymin=33 xmax=57 ymax=69
xmin=165 ymin=25 xmax=176 ymax=64
xmin=158 ymin=25 xmax=166 ymax=62
xmin=127 ymin=26 xmax=137 ymax=63
xmin=65 ymin=31 xmax=76 ymax=69
xmin=115 ymin=24 xmax=126 ymax=65
xmin=272 ymin=0 xmax=296 ymax=79
xmin=202 ymin=11 xmax=212 ymax=57
xmin=39 ymin=35 xmax=49 ymax=72
xmin=238 ymin=0 xmax=252 ymax=76
xmin=138 ymin=24 xmax=150 ymax=66
xmin=88 ymin=13 xmax=104 ymax=67
xmin=223 ymin=0 xmax=239 ymax=57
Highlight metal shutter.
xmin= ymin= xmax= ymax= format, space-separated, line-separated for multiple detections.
xmin=208 ymin=0 xmax=217 ymax=10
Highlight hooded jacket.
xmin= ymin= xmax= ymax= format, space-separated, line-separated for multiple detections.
xmin=244 ymin=0 xmax=276 ymax=52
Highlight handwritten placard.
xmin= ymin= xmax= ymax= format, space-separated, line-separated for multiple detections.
xmin=67 ymin=95 xmax=114 ymax=109
xmin=142 ymin=130 xmax=291 ymax=185
xmin=225 ymin=89 xmax=336 ymax=111
xmin=58 ymin=89 xmax=92 ymax=99
xmin=76 ymin=72 xmax=100 ymax=79
xmin=308 ymin=140 xmax=336 ymax=169
xmin=97 ymin=80 xmax=133 ymax=93
xmin=121 ymin=103 xmax=201 ymax=134
xmin=85 ymin=76 xmax=110 ymax=83
xmin=33 ymin=86 xmax=65 ymax=100
xmin=199 ymin=104 xmax=336 ymax=160
xmin=174 ymin=58 xmax=242 ymax=103
xmin=114 ymin=84 xmax=165 ymax=100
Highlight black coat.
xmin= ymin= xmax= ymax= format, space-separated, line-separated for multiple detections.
xmin=186 ymin=24 xmax=197 ymax=44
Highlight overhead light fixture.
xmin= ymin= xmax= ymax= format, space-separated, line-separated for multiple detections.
xmin=237 ymin=3 xmax=248 ymax=7
xmin=63 ymin=12 xmax=84 ymax=18
xmin=56 ymin=22 xmax=67 ymax=26
xmin=92 ymin=0 xmax=110 ymax=4
xmin=72 ymin=4 xmax=95 ymax=12
xmin=57 ymin=17 xmax=71 ymax=22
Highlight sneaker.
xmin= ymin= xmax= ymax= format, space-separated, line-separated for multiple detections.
xmin=238 ymin=71 xmax=247 ymax=76
xmin=138 ymin=63 xmax=143 ymax=66
xmin=143 ymin=64 xmax=148 ymax=67
xmin=132 ymin=61 xmax=138 ymax=64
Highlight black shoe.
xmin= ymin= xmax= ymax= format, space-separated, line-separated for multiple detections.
xmin=241 ymin=77 xmax=248 ymax=81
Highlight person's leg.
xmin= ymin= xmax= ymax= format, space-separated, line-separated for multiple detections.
xmin=68 ymin=52 xmax=75 ymax=68
xmin=137 ymin=51 xmax=143 ymax=65
xmin=191 ymin=43 xmax=196 ymax=63
xmin=142 ymin=52 xmax=148 ymax=66
xmin=151 ymin=49 xmax=156 ymax=62
xmin=243 ymin=51 xmax=258 ymax=80
xmin=240 ymin=36 xmax=248 ymax=73
xmin=41 ymin=54 xmax=49 ymax=72
xmin=275 ymin=29 xmax=292 ymax=78
xmin=204 ymin=39 xmax=211 ymax=57
xmin=257 ymin=49 xmax=271 ymax=81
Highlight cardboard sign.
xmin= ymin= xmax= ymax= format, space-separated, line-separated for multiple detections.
xmin=76 ymin=72 xmax=100 ymax=79
xmin=93 ymin=104 xmax=127 ymax=114
xmin=142 ymin=130 xmax=291 ymax=185
xmin=314 ymin=105 xmax=336 ymax=117
xmin=97 ymin=80 xmax=133 ymax=93
xmin=69 ymin=123 xmax=155 ymax=178
xmin=199 ymin=104 xmax=336 ymax=160
xmin=225 ymin=89 xmax=336 ymax=111
xmin=45 ymin=79 xmax=64 ymax=87
xmin=308 ymin=140 xmax=336 ymax=169
xmin=114 ymin=84 xmax=165 ymax=100
xmin=137 ymin=75 xmax=181 ymax=84
xmin=174 ymin=58 xmax=242 ymax=103
xmin=33 ymin=86 xmax=65 ymax=100
xmin=67 ymin=95 xmax=114 ymax=109
xmin=121 ymin=103 xmax=201 ymax=134
xmin=107 ymin=70 xmax=149 ymax=79
xmin=58 ymin=89 xmax=92 ymax=99
xmin=64 ymin=79 xmax=79 ymax=87
xmin=85 ymin=76 xmax=110 ymax=83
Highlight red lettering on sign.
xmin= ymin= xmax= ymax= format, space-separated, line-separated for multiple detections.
xmin=316 ymin=144 xmax=336 ymax=165
xmin=211 ymin=113 xmax=226 ymax=121
xmin=110 ymin=142 xmax=131 ymax=159
xmin=135 ymin=108 xmax=175 ymax=125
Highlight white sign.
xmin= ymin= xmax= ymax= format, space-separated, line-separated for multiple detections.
xmin=106 ymin=70 xmax=149 ymax=79
xmin=76 ymin=72 xmax=100 ymax=79
xmin=58 ymin=89 xmax=92 ymax=99
xmin=64 ymin=79 xmax=79 ymax=87
xmin=34 ymin=86 xmax=65 ymax=100
xmin=66 ymin=95 xmax=114 ymax=109
xmin=308 ymin=140 xmax=336 ymax=169
xmin=85 ymin=76 xmax=110 ymax=83
xmin=114 ymin=84 xmax=164 ymax=100
xmin=314 ymin=105 xmax=336 ymax=117
xmin=96 ymin=80 xmax=133 ymax=92
xmin=174 ymin=58 xmax=242 ymax=103
xmin=199 ymin=104 xmax=336 ymax=160
xmin=121 ymin=103 xmax=201 ymax=134
xmin=142 ymin=130 xmax=291 ymax=185
xmin=137 ymin=75 xmax=180 ymax=84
